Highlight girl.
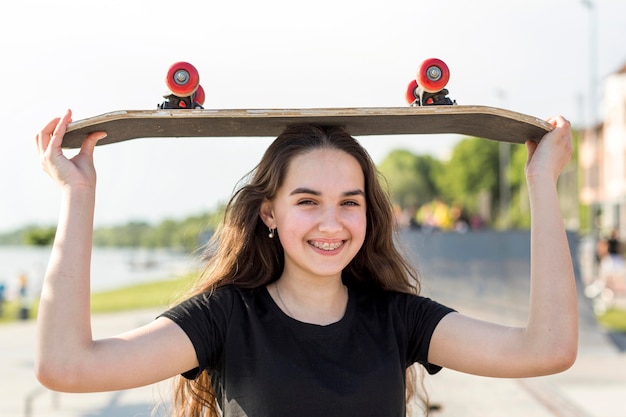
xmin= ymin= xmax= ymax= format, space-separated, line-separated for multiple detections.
xmin=35 ymin=110 xmax=577 ymax=416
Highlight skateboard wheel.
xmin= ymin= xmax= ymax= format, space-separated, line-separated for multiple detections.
xmin=194 ymin=84 xmax=205 ymax=106
xmin=405 ymin=79 xmax=419 ymax=104
xmin=166 ymin=61 xmax=200 ymax=97
xmin=416 ymin=58 xmax=450 ymax=93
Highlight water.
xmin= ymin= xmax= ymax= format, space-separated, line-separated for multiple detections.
xmin=0 ymin=246 xmax=201 ymax=299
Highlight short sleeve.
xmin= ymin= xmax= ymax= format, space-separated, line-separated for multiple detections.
xmin=402 ymin=294 xmax=455 ymax=374
xmin=159 ymin=287 xmax=235 ymax=379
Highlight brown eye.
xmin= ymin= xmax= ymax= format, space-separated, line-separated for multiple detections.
xmin=342 ymin=200 xmax=359 ymax=207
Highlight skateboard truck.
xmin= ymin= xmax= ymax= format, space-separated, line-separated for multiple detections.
xmin=405 ymin=58 xmax=456 ymax=106
xmin=159 ymin=85 xmax=205 ymax=109
xmin=158 ymin=62 xmax=205 ymax=109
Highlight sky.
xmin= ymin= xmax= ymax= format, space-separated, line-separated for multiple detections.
xmin=1 ymin=0 xmax=625 ymax=233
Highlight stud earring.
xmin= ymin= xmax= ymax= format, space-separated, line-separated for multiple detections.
xmin=268 ymin=228 xmax=275 ymax=238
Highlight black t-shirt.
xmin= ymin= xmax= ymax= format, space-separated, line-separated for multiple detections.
xmin=160 ymin=285 xmax=454 ymax=417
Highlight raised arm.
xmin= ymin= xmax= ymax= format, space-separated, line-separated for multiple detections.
xmin=428 ymin=116 xmax=578 ymax=378
xmin=35 ymin=111 xmax=197 ymax=392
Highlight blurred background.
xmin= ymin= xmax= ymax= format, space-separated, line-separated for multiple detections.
xmin=1 ymin=0 xmax=626 ymax=416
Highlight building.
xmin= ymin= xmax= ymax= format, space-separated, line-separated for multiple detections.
xmin=580 ymin=62 xmax=626 ymax=238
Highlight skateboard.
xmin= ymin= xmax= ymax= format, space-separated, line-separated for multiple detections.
xmin=60 ymin=59 xmax=553 ymax=149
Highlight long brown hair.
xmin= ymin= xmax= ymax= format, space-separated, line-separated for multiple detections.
xmin=170 ymin=124 xmax=427 ymax=416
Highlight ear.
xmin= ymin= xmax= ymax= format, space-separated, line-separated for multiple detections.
xmin=259 ymin=198 xmax=276 ymax=229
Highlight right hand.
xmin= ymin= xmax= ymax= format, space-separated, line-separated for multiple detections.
xmin=524 ymin=115 xmax=572 ymax=184
xmin=36 ymin=109 xmax=107 ymax=189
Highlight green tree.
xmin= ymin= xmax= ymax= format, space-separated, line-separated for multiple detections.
xmin=93 ymin=221 xmax=152 ymax=247
xmin=506 ymin=144 xmax=531 ymax=228
xmin=147 ymin=219 xmax=179 ymax=247
xmin=3 ymin=206 xmax=224 ymax=250
xmin=23 ymin=226 xmax=56 ymax=246
xmin=436 ymin=137 xmax=500 ymax=218
xmin=378 ymin=150 xmax=441 ymax=208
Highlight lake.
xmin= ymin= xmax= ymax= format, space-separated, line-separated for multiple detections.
xmin=0 ymin=246 xmax=201 ymax=299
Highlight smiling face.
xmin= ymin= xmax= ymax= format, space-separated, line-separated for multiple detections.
xmin=260 ymin=147 xmax=367 ymax=282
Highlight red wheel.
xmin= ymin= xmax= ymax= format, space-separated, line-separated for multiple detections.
xmin=416 ymin=58 xmax=449 ymax=93
xmin=166 ymin=61 xmax=200 ymax=97
xmin=405 ymin=79 xmax=418 ymax=104
xmin=194 ymin=84 xmax=205 ymax=106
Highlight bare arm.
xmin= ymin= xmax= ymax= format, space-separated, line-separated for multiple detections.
xmin=428 ymin=116 xmax=578 ymax=378
xmin=35 ymin=111 xmax=197 ymax=392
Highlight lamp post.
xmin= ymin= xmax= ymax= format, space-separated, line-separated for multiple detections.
xmin=581 ymin=0 xmax=598 ymax=126
xmin=581 ymin=0 xmax=601 ymax=249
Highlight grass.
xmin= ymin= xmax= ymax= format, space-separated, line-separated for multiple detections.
xmin=90 ymin=274 xmax=195 ymax=313
xmin=0 ymin=301 xmax=31 ymax=324
xmin=0 ymin=273 xmax=197 ymax=324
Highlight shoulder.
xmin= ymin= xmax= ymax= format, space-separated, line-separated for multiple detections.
xmin=351 ymin=286 xmax=454 ymax=323
xmin=159 ymin=285 xmax=269 ymax=348
xmin=349 ymin=287 xmax=455 ymax=369
xmin=162 ymin=285 xmax=262 ymax=322
xmin=351 ymin=285 xmax=442 ymax=307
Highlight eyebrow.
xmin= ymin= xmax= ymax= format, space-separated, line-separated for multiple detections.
xmin=289 ymin=187 xmax=365 ymax=197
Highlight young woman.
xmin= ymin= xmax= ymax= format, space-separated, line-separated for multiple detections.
xmin=35 ymin=110 xmax=577 ymax=416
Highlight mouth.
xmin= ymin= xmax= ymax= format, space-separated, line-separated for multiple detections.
xmin=309 ymin=240 xmax=344 ymax=251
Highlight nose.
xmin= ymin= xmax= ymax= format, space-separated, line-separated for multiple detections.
xmin=318 ymin=206 xmax=343 ymax=234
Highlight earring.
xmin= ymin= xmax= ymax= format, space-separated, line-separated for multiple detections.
xmin=268 ymin=228 xmax=275 ymax=238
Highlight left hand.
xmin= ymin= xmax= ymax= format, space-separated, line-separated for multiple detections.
xmin=524 ymin=116 xmax=572 ymax=183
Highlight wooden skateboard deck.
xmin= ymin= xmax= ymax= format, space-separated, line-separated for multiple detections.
xmin=61 ymin=105 xmax=553 ymax=149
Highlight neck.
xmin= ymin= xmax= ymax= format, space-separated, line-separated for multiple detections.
xmin=272 ymin=276 xmax=348 ymax=325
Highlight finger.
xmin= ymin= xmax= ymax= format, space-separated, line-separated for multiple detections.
xmin=546 ymin=115 xmax=570 ymax=130
xmin=48 ymin=109 xmax=73 ymax=151
xmin=544 ymin=115 xmax=573 ymax=150
xmin=537 ymin=116 xmax=571 ymax=151
xmin=525 ymin=139 xmax=538 ymax=165
xmin=79 ymin=131 xmax=107 ymax=157
xmin=36 ymin=117 xmax=61 ymax=155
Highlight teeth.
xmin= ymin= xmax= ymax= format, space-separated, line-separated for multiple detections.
xmin=311 ymin=241 xmax=342 ymax=251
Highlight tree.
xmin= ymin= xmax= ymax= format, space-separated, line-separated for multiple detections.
xmin=23 ymin=226 xmax=56 ymax=246
xmin=378 ymin=150 xmax=441 ymax=208
xmin=506 ymin=143 xmax=532 ymax=228
xmin=434 ymin=137 xmax=501 ymax=225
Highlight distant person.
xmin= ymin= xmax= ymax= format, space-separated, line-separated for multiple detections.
xmin=0 ymin=281 xmax=5 ymax=317
xmin=587 ymin=238 xmax=626 ymax=303
xmin=607 ymin=229 xmax=621 ymax=256
xmin=450 ymin=204 xmax=470 ymax=233
xmin=35 ymin=110 xmax=577 ymax=416
xmin=17 ymin=273 xmax=30 ymax=320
